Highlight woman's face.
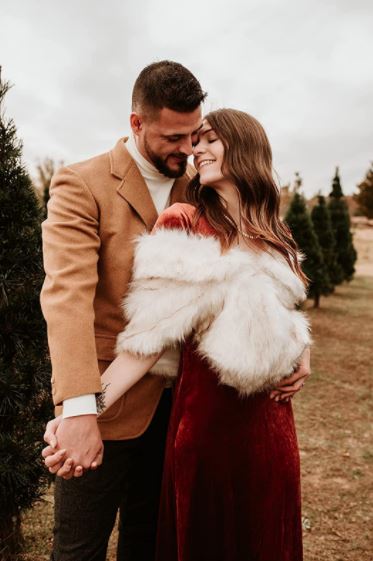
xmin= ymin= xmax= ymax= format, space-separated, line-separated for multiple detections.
xmin=192 ymin=120 xmax=226 ymax=186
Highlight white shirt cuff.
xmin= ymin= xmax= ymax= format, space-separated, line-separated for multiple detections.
xmin=62 ymin=394 xmax=98 ymax=418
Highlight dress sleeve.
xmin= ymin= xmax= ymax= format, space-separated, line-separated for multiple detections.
xmin=152 ymin=202 xmax=195 ymax=231
xmin=115 ymin=204 xmax=224 ymax=371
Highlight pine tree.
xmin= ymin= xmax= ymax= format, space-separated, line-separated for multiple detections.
xmin=328 ymin=167 xmax=357 ymax=281
xmin=285 ymin=179 xmax=330 ymax=308
xmin=311 ymin=194 xmax=344 ymax=288
xmin=0 ymin=71 xmax=51 ymax=558
xmin=354 ymin=162 xmax=373 ymax=219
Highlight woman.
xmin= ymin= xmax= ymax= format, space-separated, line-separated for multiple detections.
xmin=46 ymin=109 xmax=310 ymax=561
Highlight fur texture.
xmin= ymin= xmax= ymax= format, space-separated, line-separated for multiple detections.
xmin=116 ymin=228 xmax=311 ymax=395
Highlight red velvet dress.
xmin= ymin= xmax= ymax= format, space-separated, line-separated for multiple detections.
xmin=153 ymin=206 xmax=303 ymax=561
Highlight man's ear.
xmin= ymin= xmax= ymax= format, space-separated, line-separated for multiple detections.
xmin=130 ymin=112 xmax=143 ymax=135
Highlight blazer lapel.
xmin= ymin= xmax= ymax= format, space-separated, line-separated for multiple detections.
xmin=111 ymin=138 xmax=158 ymax=231
xmin=110 ymin=138 xmax=196 ymax=229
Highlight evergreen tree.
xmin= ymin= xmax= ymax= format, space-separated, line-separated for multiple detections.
xmin=285 ymin=182 xmax=330 ymax=308
xmin=311 ymin=194 xmax=344 ymax=288
xmin=354 ymin=162 xmax=373 ymax=219
xmin=0 ymin=71 xmax=51 ymax=558
xmin=328 ymin=167 xmax=357 ymax=281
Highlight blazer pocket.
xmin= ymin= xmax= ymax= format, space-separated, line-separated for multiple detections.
xmin=99 ymin=394 xmax=126 ymax=423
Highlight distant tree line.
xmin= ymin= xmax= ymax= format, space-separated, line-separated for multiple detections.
xmin=285 ymin=169 xmax=357 ymax=308
xmin=33 ymin=157 xmax=63 ymax=217
xmin=354 ymin=162 xmax=373 ymax=219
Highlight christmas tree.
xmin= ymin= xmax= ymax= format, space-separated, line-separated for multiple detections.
xmin=311 ymin=194 xmax=344 ymax=288
xmin=354 ymin=162 xmax=373 ymax=219
xmin=285 ymin=175 xmax=330 ymax=307
xmin=0 ymin=71 xmax=51 ymax=558
xmin=328 ymin=167 xmax=357 ymax=281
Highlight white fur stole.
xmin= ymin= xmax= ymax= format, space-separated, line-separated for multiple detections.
xmin=116 ymin=228 xmax=311 ymax=395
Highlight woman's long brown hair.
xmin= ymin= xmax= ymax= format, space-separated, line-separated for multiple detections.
xmin=186 ymin=108 xmax=307 ymax=285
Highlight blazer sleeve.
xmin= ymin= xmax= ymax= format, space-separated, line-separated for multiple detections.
xmin=115 ymin=204 xmax=224 ymax=362
xmin=40 ymin=167 xmax=102 ymax=405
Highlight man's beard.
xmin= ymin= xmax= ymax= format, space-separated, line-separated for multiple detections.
xmin=144 ymin=136 xmax=187 ymax=179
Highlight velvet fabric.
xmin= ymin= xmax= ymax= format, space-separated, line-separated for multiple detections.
xmin=152 ymin=205 xmax=303 ymax=561
xmin=156 ymin=342 xmax=303 ymax=561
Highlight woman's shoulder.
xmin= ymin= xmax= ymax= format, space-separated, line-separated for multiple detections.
xmin=154 ymin=203 xmax=197 ymax=231
xmin=155 ymin=203 xmax=216 ymax=237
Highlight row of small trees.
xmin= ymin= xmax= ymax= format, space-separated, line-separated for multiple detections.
xmin=286 ymin=171 xmax=357 ymax=308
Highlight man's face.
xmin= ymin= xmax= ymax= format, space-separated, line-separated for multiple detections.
xmin=131 ymin=106 xmax=202 ymax=178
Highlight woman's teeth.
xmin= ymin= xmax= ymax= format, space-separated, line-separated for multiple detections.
xmin=199 ymin=160 xmax=215 ymax=168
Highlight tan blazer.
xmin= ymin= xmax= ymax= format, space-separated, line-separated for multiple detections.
xmin=40 ymin=138 xmax=191 ymax=440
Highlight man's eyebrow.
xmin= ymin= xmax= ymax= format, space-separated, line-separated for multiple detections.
xmin=162 ymin=133 xmax=184 ymax=138
xmin=162 ymin=124 xmax=204 ymax=138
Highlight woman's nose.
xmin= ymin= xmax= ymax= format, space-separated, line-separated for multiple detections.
xmin=178 ymin=137 xmax=193 ymax=157
xmin=192 ymin=142 xmax=204 ymax=156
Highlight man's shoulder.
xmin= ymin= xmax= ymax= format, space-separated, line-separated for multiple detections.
xmin=53 ymin=138 xmax=131 ymax=195
xmin=67 ymin=149 xmax=112 ymax=180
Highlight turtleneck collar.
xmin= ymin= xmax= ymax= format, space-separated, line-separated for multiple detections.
xmin=126 ymin=134 xmax=173 ymax=185
xmin=125 ymin=134 xmax=175 ymax=215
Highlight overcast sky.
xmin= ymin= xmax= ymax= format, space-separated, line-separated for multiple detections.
xmin=1 ymin=0 xmax=372 ymax=196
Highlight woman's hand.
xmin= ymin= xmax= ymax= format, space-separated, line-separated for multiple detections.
xmin=43 ymin=415 xmax=63 ymax=449
xmin=42 ymin=445 xmax=101 ymax=479
xmin=270 ymin=347 xmax=311 ymax=402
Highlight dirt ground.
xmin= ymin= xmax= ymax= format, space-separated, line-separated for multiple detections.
xmin=20 ymin=229 xmax=373 ymax=561
xmin=297 ymin=279 xmax=373 ymax=560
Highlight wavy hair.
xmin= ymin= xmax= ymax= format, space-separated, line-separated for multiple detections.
xmin=186 ymin=108 xmax=307 ymax=285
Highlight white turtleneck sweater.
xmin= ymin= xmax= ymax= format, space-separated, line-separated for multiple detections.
xmin=63 ymin=135 xmax=177 ymax=418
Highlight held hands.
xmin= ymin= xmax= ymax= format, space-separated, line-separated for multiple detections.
xmin=42 ymin=351 xmax=162 ymax=479
xmin=270 ymin=346 xmax=311 ymax=403
xmin=42 ymin=414 xmax=103 ymax=479
xmin=42 ymin=348 xmax=311 ymax=477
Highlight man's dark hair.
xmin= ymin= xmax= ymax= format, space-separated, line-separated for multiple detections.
xmin=132 ymin=60 xmax=207 ymax=118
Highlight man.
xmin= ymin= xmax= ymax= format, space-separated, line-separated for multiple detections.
xmin=41 ymin=60 xmax=204 ymax=561
xmin=42 ymin=60 xmax=310 ymax=561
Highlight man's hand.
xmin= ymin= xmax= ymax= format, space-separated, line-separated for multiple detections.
xmin=270 ymin=347 xmax=311 ymax=402
xmin=42 ymin=415 xmax=103 ymax=479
